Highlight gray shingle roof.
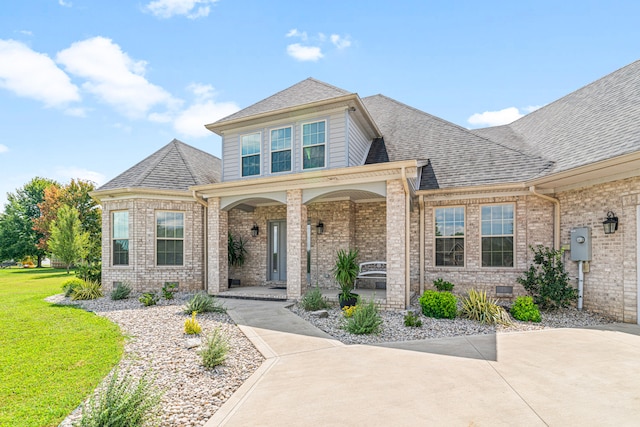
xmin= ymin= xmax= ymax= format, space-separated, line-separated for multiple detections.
xmin=213 ymin=78 xmax=352 ymax=124
xmin=361 ymin=95 xmax=553 ymax=189
xmin=474 ymin=60 xmax=640 ymax=174
xmin=98 ymin=139 xmax=221 ymax=192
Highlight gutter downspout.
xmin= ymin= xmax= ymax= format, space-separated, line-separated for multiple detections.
xmin=401 ymin=167 xmax=411 ymax=309
xmin=193 ymin=191 xmax=209 ymax=291
xmin=529 ymin=186 xmax=560 ymax=250
xmin=419 ymin=195 xmax=425 ymax=295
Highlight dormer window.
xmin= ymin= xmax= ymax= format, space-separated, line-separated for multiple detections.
xmin=302 ymin=121 xmax=326 ymax=169
xmin=241 ymin=132 xmax=261 ymax=177
xmin=270 ymin=127 xmax=292 ymax=173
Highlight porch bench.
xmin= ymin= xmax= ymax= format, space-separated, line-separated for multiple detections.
xmin=354 ymin=261 xmax=386 ymax=289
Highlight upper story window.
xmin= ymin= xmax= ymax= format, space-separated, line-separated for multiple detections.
xmin=241 ymin=132 xmax=261 ymax=177
xmin=481 ymin=204 xmax=514 ymax=267
xmin=157 ymin=211 xmax=184 ymax=266
xmin=270 ymin=127 xmax=291 ymax=173
xmin=435 ymin=207 xmax=464 ymax=266
xmin=302 ymin=121 xmax=325 ymax=169
xmin=112 ymin=211 xmax=129 ymax=266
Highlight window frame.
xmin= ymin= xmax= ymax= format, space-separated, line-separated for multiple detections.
xmin=112 ymin=211 xmax=129 ymax=266
xmin=156 ymin=211 xmax=185 ymax=267
xmin=480 ymin=203 xmax=515 ymax=268
xmin=301 ymin=120 xmax=327 ymax=170
xmin=269 ymin=126 xmax=292 ymax=174
xmin=433 ymin=206 xmax=465 ymax=267
xmin=240 ymin=132 xmax=262 ymax=177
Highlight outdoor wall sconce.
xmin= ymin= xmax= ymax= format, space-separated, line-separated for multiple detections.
xmin=603 ymin=211 xmax=619 ymax=235
xmin=251 ymin=224 xmax=259 ymax=237
xmin=316 ymin=221 xmax=324 ymax=235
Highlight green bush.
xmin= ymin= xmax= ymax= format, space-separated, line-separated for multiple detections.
xmin=517 ymin=245 xmax=578 ymax=310
xmin=75 ymin=261 xmax=102 ymax=285
xmin=433 ymin=278 xmax=454 ymax=292
xmin=161 ymin=282 xmax=177 ymax=300
xmin=110 ymin=282 xmax=132 ymax=301
xmin=343 ymin=299 xmax=383 ymax=335
xmin=199 ymin=328 xmax=229 ymax=368
xmin=511 ymin=296 xmax=542 ymax=322
xmin=71 ymin=280 xmax=103 ymax=301
xmin=139 ymin=292 xmax=158 ymax=307
xmin=183 ymin=293 xmax=226 ymax=314
xmin=460 ymin=289 xmax=512 ymax=325
xmin=419 ymin=290 xmax=457 ymax=319
xmin=404 ymin=311 xmax=423 ymax=327
xmin=300 ymin=286 xmax=330 ymax=311
xmin=62 ymin=277 xmax=85 ymax=298
xmin=75 ymin=366 xmax=163 ymax=427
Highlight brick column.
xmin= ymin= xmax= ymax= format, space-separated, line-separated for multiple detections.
xmin=287 ymin=189 xmax=307 ymax=299
xmin=386 ymin=180 xmax=406 ymax=309
xmin=207 ymin=197 xmax=228 ymax=294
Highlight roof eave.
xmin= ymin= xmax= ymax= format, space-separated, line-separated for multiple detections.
xmin=90 ymin=187 xmax=193 ymax=202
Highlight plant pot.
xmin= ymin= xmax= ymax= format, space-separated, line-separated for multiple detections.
xmin=339 ymin=293 xmax=358 ymax=308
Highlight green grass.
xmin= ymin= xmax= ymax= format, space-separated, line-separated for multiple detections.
xmin=0 ymin=268 xmax=123 ymax=427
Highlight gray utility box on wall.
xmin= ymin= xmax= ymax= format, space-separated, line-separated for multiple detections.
xmin=570 ymin=227 xmax=592 ymax=261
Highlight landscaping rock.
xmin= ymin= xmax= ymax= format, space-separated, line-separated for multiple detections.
xmin=310 ymin=309 xmax=329 ymax=318
xmin=185 ymin=337 xmax=201 ymax=349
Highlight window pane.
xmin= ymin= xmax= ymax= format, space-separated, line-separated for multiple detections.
xmin=241 ymin=133 xmax=261 ymax=155
xmin=303 ymin=145 xmax=325 ymax=169
xmin=242 ymin=154 xmax=260 ymax=176
xmin=303 ymin=121 xmax=325 ymax=146
xmin=271 ymin=127 xmax=291 ymax=151
xmin=113 ymin=211 xmax=128 ymax=239
xmin=113 ymin=239 xmax=129 ymax=265
xmin=435 ymin=237 xmax=464 ymax=266
xmin=271 ymin=150 xmax=291 ymax=173
xmin=481 ymin=237 xmax=513 ymax=267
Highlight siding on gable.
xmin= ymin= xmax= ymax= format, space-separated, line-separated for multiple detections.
xmin=347 ymin=113 xmax=371 ymax=166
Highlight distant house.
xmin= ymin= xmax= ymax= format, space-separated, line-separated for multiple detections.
xmin=92 ymin=61 xmax=640 ymax=323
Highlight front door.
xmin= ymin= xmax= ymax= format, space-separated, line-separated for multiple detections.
xmin=268 ymin=220 xmax=287 ymax=281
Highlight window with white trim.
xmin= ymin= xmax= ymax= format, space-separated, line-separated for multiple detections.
xmin=302 ymin=121 xmax=325 ymax=169
xmin=270 ymin=127 xmax=291 ymax=173
xmin=112 ymin=211 xmax=129 ymax=265
xmin=241 ymin=132 xmax=261 ymax=176
xmin=157 ymin=212 xmax=184 ymax=266
xmin=481 ymin=204 xmax=514 ymax=267
xmin=435 ymin=207 xmax=464 ymax=266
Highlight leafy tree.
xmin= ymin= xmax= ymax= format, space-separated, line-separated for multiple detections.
xmin=49 ymin=205 xmax=89 ymax=274
xmin=0 ymin=177 xmax=59 ymax=266
xmin=32 ymin=185 xmax=62 ymax=253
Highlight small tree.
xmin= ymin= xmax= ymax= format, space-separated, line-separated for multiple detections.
xmin=517 ymin=245 xmax=578 ymax=310
xmin=49 ymin=205 xmax=89 ymax=274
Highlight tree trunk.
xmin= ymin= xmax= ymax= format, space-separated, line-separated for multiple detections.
xmin=37 ymin=254 xmax=43 ymax=268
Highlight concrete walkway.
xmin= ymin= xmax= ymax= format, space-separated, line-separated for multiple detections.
xmin=207 ymin=300 xmax=640 ymax=426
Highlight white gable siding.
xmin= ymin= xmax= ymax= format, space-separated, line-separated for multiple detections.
xmin=347 ymin=114 xmax=371 ymax=166
xmin=222 ymin=130 xmax=241 ymax=181
xmin=326 ymin=111 xmax=346 ymax=169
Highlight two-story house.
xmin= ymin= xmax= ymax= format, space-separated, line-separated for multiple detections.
xmin=92 ymin=60 xmax=640 ymax=323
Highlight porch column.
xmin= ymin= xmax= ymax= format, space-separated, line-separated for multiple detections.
xmin=386 ymin=179 xmax=406 ymax=309
xmin=207 ymin=197 xmax=228 ymax=294
xmin=286 ymin=189 xmax=307 ymax=299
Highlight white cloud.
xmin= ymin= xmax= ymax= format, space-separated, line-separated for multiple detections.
xmin=286 ymin=29 xmax=308 ymax=41
xmin=0 ymin=39 xmax=81 ymax=108
xmin=58 ymin=0 xmax=72 ymax=7
xmin=145 ymin=0 xmax=218 ymax=19
xmin=56 ymin=37 xmax=179 ymax=118
xmin=55 ymin=167 xmax=106 ymax=186
xmin=523 ymin=105 xmax=542 ymax=113
xmin=172 ymin=83 xmax=239 ymax=138
xmin=468 ymin=107 xmax=524 ymax=127
xmin=330 ymin=34 xmax=351 ymax=49
xmin=286 ymin=43 xmax=323 ymax=62
xmin=0 ymin=144 xmax=8 ymax=154
xmin=18 ymin=30 xmax=33 ymax=36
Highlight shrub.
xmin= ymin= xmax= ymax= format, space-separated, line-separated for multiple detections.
xmin=517 ymin=245 xmax=578 ymax=310
xmin=404 ymin=311 xmax=423 ymax=327
xmin=333 ymin=248 xmax=360 ymax=303
xmin=199 ymin=328 xmax=229 ymax=368
xmin=71 ymin=280 xmax=103 ymax=301
xmin=161 ymin=282 xmax=177 ymax=300
xmin=184 ymin=312 xmax=202 ymax=335
xmin=75 ymin=261 xmax=102 ymax=285
xmin=460 ymin=289 xmax=512 ymax=325
xmin=419 ymin=290 xmax=457 ymax=319
xmin=433 ymin=278 xmax=454 ymax=292
xmin=511 ymin=296 xmax=542 ymax=322
xmin=342 ymin=305 xmax=357 ymax=318
xmin=300 ymin=286 xmax=330 ymax=311
xmin=110 ymin=282 xmax=132 ymax=301
xmin=75 ymin=366 xmax=163 ymax=427
xmin=62 ymin=277 xmax=85 ymax=298
xmin=183 ymin=293 xmax=226 ymax=314
xmin=139 ymin=292 xmax=158 ymax=307
xmin=343 ymin=299 xmax=383 ymax=335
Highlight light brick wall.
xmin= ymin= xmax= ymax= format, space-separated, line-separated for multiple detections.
xmin=101 ymin=198 xmax=205 ymax=292
xmin=207 ymin=197 xmax=228 ymax=294
xmin=386 ymin=179 xmax=407 ymax=309
xmin=286 ymin=189 xmax=307 ymax=299
xmin=558 ymin=176 xmax=640 ymax=322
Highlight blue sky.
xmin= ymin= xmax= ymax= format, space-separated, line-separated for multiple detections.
xmin=1 ymin=1 xmax=640 ymax=210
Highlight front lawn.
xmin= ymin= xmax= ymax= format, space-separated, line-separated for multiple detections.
xmin=0 ymin=268 xmax=123 ymax=427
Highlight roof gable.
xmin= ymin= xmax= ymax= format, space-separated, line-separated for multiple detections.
xmin=98 ymin=139 xmax=221 ymax=192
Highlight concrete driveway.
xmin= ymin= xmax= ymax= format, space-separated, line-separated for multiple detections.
xmin=207 ymin=300 xmax=640 ymax=427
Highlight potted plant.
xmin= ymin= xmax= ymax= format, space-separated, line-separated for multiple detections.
xmin=333 ymin=248 xmax=359 ymax=308
xmin=228 ymin=232 xmax=247 ymax=287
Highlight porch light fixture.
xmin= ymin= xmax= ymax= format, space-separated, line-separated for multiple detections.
xmin=602 ymin=211 xmax=619 ymax=235
xmin=316 ymin=221 xmax=324 ymax=235
xmin=251 ymin=224 xmax=259 ymax=237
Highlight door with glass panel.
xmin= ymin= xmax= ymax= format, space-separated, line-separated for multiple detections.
xmin=268 ymin=220 xmax=287 ymax=281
